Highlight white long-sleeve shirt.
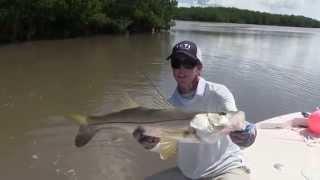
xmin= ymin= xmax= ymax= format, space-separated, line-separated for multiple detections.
xmin=168 ymin=77 xmax=245 ymax=179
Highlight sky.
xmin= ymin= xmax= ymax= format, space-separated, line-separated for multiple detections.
xmin=178 ymin=0 xmax=320 ymax=21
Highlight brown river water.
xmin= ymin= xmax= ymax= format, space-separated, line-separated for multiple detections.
xmin=1 ymin=20 xmax=320 ymax=179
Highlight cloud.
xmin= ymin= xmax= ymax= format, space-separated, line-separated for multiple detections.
xmin=258 ymin=0 xmax=304 ymax=10
xmin=206 ymin=0 xmax=320 ymax=20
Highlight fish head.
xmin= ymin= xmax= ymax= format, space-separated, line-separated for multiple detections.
xmin=190 ymin=111 xmax=246 ymax=136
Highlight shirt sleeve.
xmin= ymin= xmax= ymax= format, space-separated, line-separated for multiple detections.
xmin=215 ymin=85 xmax=238 ymax=112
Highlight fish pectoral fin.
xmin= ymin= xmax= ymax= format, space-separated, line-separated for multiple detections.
xmin=158 ymin=137 xmax=177 ymax=160
xmin=160 ymin=128 xmax=190 ymax=138
xmin=157 ymin=128 xmax=194 ymax=160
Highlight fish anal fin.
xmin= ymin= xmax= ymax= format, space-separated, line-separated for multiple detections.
xmin=68 ymin=114 xmax=88 ymax=125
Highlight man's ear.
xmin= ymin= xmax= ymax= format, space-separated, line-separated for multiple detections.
xmin=196 ymin=64 xmax=203 ymax=71
xmin=196 ymin=64 xmax=203 ymax=76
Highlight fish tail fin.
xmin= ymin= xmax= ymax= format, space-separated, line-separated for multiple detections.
xmin=74 ymin=124 xmax=98 ymax=147
xmin=67 ymin=114 xmax=89 ymax=125
xmin=158 ymin=137 xmax=177 ymax=160
xmin=66 ymin=114 xmax=97 ymax=147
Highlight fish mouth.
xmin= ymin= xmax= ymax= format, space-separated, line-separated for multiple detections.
xmin=75 ymin=125 xmax=99 ymax=147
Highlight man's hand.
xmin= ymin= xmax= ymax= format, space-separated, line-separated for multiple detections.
xmin=230 ymin=123 xmax=257 ymax=148
xmin=132 ymin=126 xmax=160 ymax=150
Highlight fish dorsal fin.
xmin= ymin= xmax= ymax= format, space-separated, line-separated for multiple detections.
xmin=122 ymin=89 xmax=173 ymax=110
xmin=139 ymin=71 xmax=174 ymax=109
xmin=120 ymin=91 xmax=140 ymax=109
xmin=150 ymin=91 xmax=174 ymax=109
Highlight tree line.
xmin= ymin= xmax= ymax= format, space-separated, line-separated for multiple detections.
xmin=0 ymin=0 xmax=177 ymax=43
xmin=174 ymin=7 xmax=320 ymax=28
xmin=1 ymin=1 xmax=320 ymax=43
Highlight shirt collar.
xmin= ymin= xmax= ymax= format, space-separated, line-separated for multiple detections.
xmin=174 ymin=76 xmax=206 ymax=100
xmin=195 ymin=76 xmax=206 ymax=96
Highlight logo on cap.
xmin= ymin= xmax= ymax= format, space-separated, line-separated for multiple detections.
xmin=167 ymin=40 xmax=201 ymax=63
xmin=176 ymin=43 xmax=191 ymax=50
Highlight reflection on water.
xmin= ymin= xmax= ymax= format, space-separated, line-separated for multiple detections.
xmin=171 ymin=20 xmax=320 ymax=120
xmin=1 ymin=20 xmax=320 ymax=179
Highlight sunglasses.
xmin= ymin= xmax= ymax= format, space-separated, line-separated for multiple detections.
xmin=171 ymin=57 xmax=199 ymax=69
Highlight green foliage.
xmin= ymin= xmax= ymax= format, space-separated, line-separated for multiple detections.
xmin=131 ymin=0 xmax=177 ymax=31
xmin=0 ymin=0 xmax=177 ymax=42
xmin=174 ymin=7 xmax=320 ymax=28
xmin=2 ymin=1 xmax=319 ymax=43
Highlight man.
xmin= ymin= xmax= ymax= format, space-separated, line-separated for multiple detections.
xmin=135 ymin=40 xmax=257 ymax=180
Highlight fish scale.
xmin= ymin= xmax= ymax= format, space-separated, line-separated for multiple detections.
xmin=67 ymin=106 xmax=245 ymax=160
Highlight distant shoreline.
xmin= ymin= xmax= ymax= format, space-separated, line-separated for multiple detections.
xmin=1 ymin=2 xmax=319 ymax=44
xmin=174 ymin=7 xmax=320 ymax=29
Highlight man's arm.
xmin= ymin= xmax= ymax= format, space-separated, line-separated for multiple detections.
xmin=216 ymin=85 xmax=257 ymax=147
xmin=216 ymin=84 xmax=237 ymax=112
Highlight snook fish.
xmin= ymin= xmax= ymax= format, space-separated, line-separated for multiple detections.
xmin=68 ymin=107 xmax=245 ymax=159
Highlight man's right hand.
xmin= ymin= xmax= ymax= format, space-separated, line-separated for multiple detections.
xmin=132 ymin=126 xmax=160 ymax=150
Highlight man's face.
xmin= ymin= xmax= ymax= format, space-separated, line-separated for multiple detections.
xmin=172 ymin=65 xmax=201 ymax=89
xmin=170 ymin=53 xmax=202 ymax=90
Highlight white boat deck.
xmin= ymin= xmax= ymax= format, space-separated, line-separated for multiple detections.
xmin=243 ymin=112 xmax=320 ymax=180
